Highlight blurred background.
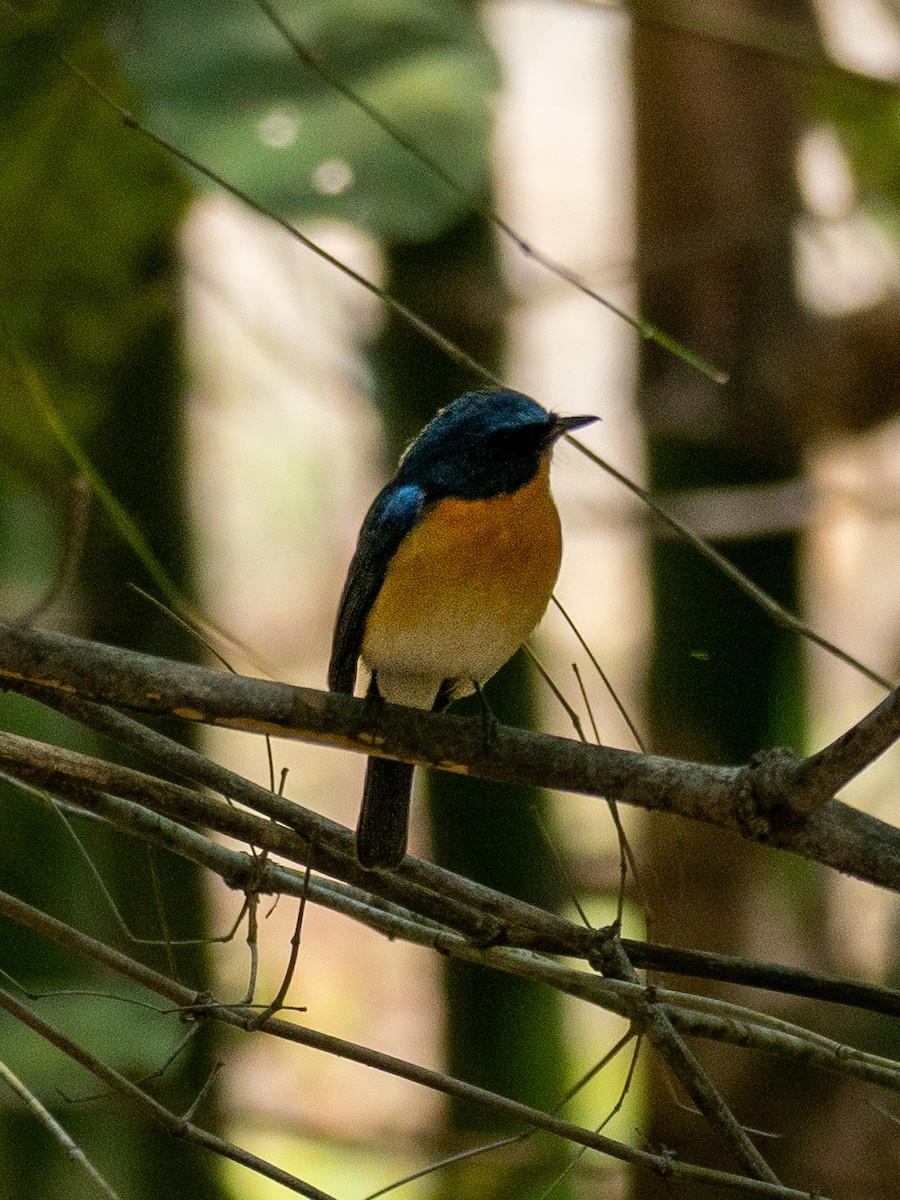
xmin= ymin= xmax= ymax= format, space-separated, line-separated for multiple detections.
xmin=3 ymin=0 xmax=900 ymax=1196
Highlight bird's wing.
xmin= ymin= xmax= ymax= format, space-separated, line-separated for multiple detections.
xmin=328 ymin=482 xmax=426 ymax=694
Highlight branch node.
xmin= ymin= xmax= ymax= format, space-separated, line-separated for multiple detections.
xmin=652 ymin=1144 xmax=678 ymax=1182
xmin=745 ymin=746 xmax=810 ymax=831
xmin=466 ymin=917 xmax=507 ymax=949
xmin=182 ymin=991 xmax=215 ymax=1024
xmin=586 ymin=922 xmax=624 ymax=977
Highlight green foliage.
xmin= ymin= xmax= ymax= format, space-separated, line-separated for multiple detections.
xmin=814 ymin=66 xmax=900 ymax=223
xmin=114 ymin=0 xmax=499 ymax=241
xmin=1 ymin=12 xmax=219 ymax=1197
xmin=0 ymin=5 xmax=189 ymax=483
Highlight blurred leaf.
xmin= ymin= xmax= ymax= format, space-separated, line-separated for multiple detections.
xmin=0 ymin=6 xmax=190 ymax=485
xmin=813 ymin=65 xmax=900 ymax=221
xmin=113 ymin=0 xmax=500 ymax=240
xmin=0 ymin=986 xmax=185 ymax=1086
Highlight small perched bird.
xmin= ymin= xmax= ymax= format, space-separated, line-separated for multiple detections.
xmin=328 ymin=388 xmax=597 ymax=868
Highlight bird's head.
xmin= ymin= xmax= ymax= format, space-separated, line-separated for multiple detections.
xmin=396 ymin=389 xmax=597 ymax=500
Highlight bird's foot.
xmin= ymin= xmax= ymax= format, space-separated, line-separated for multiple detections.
xmin=473 ymin=680 xmax=500 ymax=747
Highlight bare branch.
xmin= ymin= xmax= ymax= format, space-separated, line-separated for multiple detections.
xmin=2 ymin=620 xmax=900 ymax=891
xmin=3 ymin=620 xmax=900 ymax=1197
xmin=0 ymin=989 xmax=339 ymax=1200
xmin=590 ymin=929 xmax=780 ymax=1184
xmin=7 ymin=728 xmax=900 ymax=1027
xmin=0 ymin=893 xmax=830 ymax=1200
xmin=0 ymin=1057 xmax=122 ymax=1200
xmin=4 ymin=768 xmax=900 ymax=1099
xmin=786 ymin=686 xmax=900 ymax=813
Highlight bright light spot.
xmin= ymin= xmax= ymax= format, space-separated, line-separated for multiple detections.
xmin=795 ymin=125 xmax=900 ymax=314
xmin=797 ymin=125 xmax=855 ymax=220
xmin=312 ymin=159 xmax=354 ymax=196
xmin=257 ymin=106 xmax=300 ymax=149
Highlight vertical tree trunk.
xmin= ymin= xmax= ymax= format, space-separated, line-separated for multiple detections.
xmin=0 ymin=14 xmax=221 ymax=1197
xmin=632 ymin=3 xmax=828 ymax=1192
xmin=375 ymin=210 xmax=571 ymax=1198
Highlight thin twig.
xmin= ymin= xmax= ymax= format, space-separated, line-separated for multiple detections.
xmin=0 ymin=981 xmax=824 ymax=1199
xmin=0 ymin=1058 xmax=123 ymax=1200
xmin=524 ymin=643 xmax=587 ymax=741
xmin=4 ymin=832 xmax=900 ymax=1101
xmin=46 ymin=795 xmax=247 ymax=947
xmin=56 ymin=51 xmax=501 ymax=392
xmin=552 ymin=595 xmax=648 ymax=752
xmin=251 ymin=863 xmax=311 ymax=1028
xmin=539 ymin=1032 xmax=644 ymax=1199
xmin=589 ymin=930 xmax=780 ymax=1184
xmin=571 ymin=659 xmax=642 ymax=925
xmin=249 ymin=0 xmax=727 ymax=384
xmin=9 ymin=735 xmax=900 ymax=1024
xmin=568 ymin=439 xmax=894 ymax=691
xmin=361 ymin=1133 xmax=531 ymax=1199
xmin=13 ymin=475 xmax=91 ymax=628
xmin=0 ymin=989 xmax=339 ymax=1200
xmin=146 ymin=846 xmax=178 ymax=980
xmin=374 ymin=1028 xmax=640 ymax=1198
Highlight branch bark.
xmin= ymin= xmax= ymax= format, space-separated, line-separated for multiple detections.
xmin=0 ymin=889 xmax=833 ymax=1200
xmin=2 ymin=620 xmax=900 ymax=890
xmin=3 ymin=657 xmax=899 ymax=1199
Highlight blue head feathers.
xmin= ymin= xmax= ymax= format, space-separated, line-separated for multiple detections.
xmin=395 ymin=389 xmax=593 ymax=501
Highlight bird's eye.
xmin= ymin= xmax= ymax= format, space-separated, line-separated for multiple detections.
xmin=486 ymin=423 xmax=546 ymax=454
xmin=487 ymin=428 xmax=518 ymax=452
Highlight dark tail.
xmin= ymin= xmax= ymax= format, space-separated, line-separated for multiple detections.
xmin=356 ymin=757 xmax=415 ymax=869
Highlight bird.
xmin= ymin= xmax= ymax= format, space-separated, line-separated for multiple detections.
xmin=328 ymin=388 xmax=597 ymax=869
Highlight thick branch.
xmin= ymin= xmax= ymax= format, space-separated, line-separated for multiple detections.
xmin=2 ymin=621 xmax=900 ymax=890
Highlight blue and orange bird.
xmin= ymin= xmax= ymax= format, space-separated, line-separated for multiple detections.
xmin=328 ymin=388 xmax=597 ymax=869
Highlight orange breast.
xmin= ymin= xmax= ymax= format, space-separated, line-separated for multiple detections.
xmin=362 ymin=457 xmax=562 ymax=691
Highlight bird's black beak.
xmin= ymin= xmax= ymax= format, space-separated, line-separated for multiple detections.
xmin=551 ymin=412 xmax=599 ymax=439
